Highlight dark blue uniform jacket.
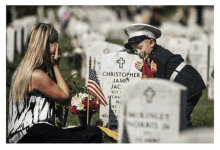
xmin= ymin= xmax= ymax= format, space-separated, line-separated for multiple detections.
xmin=148 ymin=44 xmax=206 ymax=99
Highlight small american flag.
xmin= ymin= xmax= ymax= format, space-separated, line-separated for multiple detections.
xmin=87 ymin=66 xmax=107 ymax=106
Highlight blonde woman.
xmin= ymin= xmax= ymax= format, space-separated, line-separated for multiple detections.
xmin=7 ymin=23 xmax=102 ymax=143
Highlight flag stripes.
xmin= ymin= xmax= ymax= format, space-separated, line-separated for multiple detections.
xmin=87 ymin=81 xmax=107 ymax=106
xmin=87 ymin=65 xmax=107 ymax=106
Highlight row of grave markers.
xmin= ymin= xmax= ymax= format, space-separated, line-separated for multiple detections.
xmin=6 ymin=16 xmax=37 ymax=63
xmin=97 ymin=51 xmax=214 ymax=143
xmin=79 ymin=38 xmax=214 ymax=141
xmin=78 ymin=30 xmax=214 ymax=142
xmin=81 ymin=34 xmax=214 ymax=101
xmin=6 ymin=15 xmax=214 ymax=101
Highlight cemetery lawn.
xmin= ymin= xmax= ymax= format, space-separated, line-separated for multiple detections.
xmin=6 ymin=36 xmax=213 ymax=143
xmin=191 ymin=89 xmax=214 ymax=128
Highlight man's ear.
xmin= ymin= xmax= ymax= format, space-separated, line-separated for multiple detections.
xmin=149 ymin=39 xmax=155 ymax=48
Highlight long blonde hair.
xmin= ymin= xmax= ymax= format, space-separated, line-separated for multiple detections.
xmin=12 ymin=23 xmax=58 ymax=104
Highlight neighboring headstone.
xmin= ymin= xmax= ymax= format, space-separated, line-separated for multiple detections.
xmin=80 ymin=31 xmax=106 ymax=48
xmin=80 ymin=6 xmax=117 ymax=32
xmin=12 ymin=19 xmax=25 ymax=55
xmin=20 ymin=16 xmax=37 ymax=45
xmin=15 ymin=26 xmax=23 ymax=55
xmin=208 ymin=32 xmax=214 ymax=100
xmin=10 ymin=6 xmax=17 ymax=23
xmin=37 ymin=6 xmax=44 ymax=22
xmin=85 ymin=41 xmax=124 ymax=86
xmin=167 ymin=37 xmax=190 ymax=60
xmin=61 ymin=14 xmax=89 ymax=37
xmin=188 ymin=7 xmax=197 ymax=26
xmin=100 ymin=51 xmax=142 ymax=130
xmin=187 ymin=25 xmax=208 ymax=42
xmin=6 ymin=26 xmax=15 ymax=63
xmin=203 ymin=7 xmax=214 ymax=32
xmin=81 ymin=41 xmax=105 ymax=80
xmin=81 ymin=52 xmax=87 ymax=79
xmin=156 ymin=34 xmax=171 ymax=49
xmin=53 ymin=21 xmax=62 ymax=36
xmin=168 ymin=128 xmax=214 ymax=143
xmin=159 ymin=22 xmax=187 ymax=37
xmin=118 ymin=79 xmax=188 ymax=143
xmin=188 ymin=40 xmax=209 ymax=85
xmin=99 ymin=21 xmax=131 ymax=43
xmin=25 ymin=16 xmax=37 ymax=37
xmin=208 ymin=69 xmax=214 ymax=100
xmin=47 ymin=8 xmax=56 ymax=24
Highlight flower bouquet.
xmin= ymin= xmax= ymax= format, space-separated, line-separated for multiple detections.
xmin=65 ymin=73 xmax=102 ymax=126
xmin=70 ymin=93 xmax=100 ymax=115
xmin=69 ymin=93 xmax=100 ymax=126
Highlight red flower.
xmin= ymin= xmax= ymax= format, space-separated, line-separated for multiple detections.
xmin=93 ymin=104 xmax=99 ymax=111
xmin=69 ymin=105 xmax=79 ymax=115
xmin=89 ymin=98 xmax=96 ymax=106
xmin=71 ymin=96 xmax=100 ymax=113
xmin=82 ymin=98 xmax=88 ymax=109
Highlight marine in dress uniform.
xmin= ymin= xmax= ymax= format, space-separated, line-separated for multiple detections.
xmin=124 ymin=23 xmax=206 ymax=129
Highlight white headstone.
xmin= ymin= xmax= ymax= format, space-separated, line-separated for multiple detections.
xmin=47 ymin=8 xmax=56 ymax=24
xmin=21 ymin=16 xmax=37 ymax=45
xmin=16 ymin=27 xmax=23 ymax=55
xmin=80 ymin=31 xmax=106 ymax=48
xmin=53 ymin=21 xmax=61 ymax=36
xmin=99 ymin=21 xmax=131 ymax=43
xmin=6 ymin=27 xmax=15 ymax=62
xmin=208 ymin=69 xmax=214 ymax=100
xmin=187 ymin=25 xmax=208 ymax=41
xmin=188 ymin=7 xmax=197 ymax=26
xmin=156 ymin=34 xmax=171 ymax=49
xmin=203 ymin=7 xmax=214 ymax=32
xmin=82 ymin=6 xmax=118 ymax=32
xmin=159 ymin=22 xmax=187 ymax=37
xmin=37 ymin=6 xmax=44 ymax=22
xmin=168 ymin=128 xmax=214 ymax=143
xmin=100 ymin=51 xmax=142 ymax=129
xmin=118 ymin=79 xmax=188 ymax=143
xmin=26 ymin=16 xmax=37 ymax=34
xmin=188 ymin=40 xmax=209 ymax=85
xmin=85 ymin=41 xmax=124 ymax=86
xmin=12 ymin=19 xmax=26 ymax=54
xmin=208 ymin=32 xmax=214 ymax=100
xmin=81 ymin=52 xmax=87 ymax=79
xmin=167 ymin=37 xmax=190 ymax=60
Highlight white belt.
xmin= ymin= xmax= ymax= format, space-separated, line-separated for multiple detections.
xmin=169 ymin=62 xmax=186 ymax=81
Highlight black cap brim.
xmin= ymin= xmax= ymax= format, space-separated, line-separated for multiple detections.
xmin=124 ymin=35 xmax=152 ymax=50
xmin=124 ymin=42 xmax=133 ymax=49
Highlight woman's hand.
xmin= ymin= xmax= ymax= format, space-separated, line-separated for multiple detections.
xmin=51 ymin=44 xmax=61 ymax=66
xmin=135 ymin=61 xmax=143 ymax=71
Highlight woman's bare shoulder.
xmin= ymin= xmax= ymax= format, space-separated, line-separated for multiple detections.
xmin=31 ymin=69 xmax=52 ymax=88
xmin=32 ymin=69 xmax=51 ymax=81
xmin=28 ymin=69 xmax=48 ymax=93
xmin=32 ymin=69 xmax=47 ymax=77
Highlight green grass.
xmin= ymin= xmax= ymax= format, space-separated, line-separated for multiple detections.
xmin=191 ymin=89 xmax=214 ymax=128
xmin=6 ymin=36 xmax=214 ymax=143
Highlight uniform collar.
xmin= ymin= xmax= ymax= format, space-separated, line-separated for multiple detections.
xmin=149 ymin=44 xmax=158 ymax=59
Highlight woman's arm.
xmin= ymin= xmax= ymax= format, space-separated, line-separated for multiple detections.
xmin=31 ymin=69 xmax=71 ymax=105
xmin=30 ymin=43 xmax=70 ymax=105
